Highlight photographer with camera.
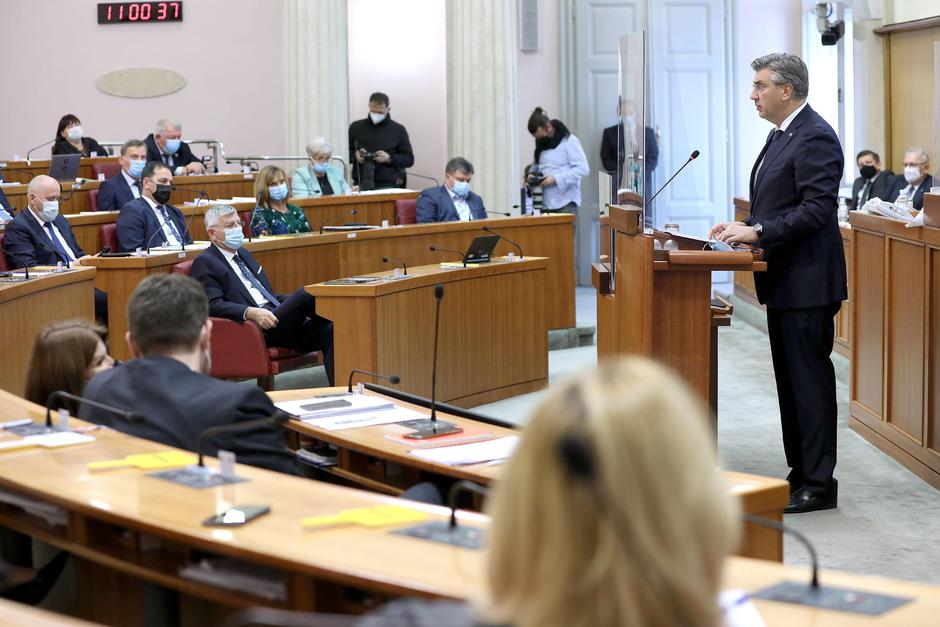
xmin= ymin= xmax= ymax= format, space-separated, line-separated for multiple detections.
xmin=526 ymin=107 xmax=589 ymax=215
xmin=348 ymin=92 xmax=414 ymax=191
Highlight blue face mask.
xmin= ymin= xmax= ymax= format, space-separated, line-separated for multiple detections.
xmin=223 ymin=226 xmax=244 ymax=249
xmin=452 ymin=180 xmax=471 ymax=198
xmin=268 ymin=182 xmax=288 ymax=201
xmin=128 ymin=159 xmax=146 ymax=178
xmin=39 ymin=200 xmax=59 ymax=222
xmin=312 ymin=162 xmax=330 ymax=174
xmin=163 ymin=138 xmax=182 ymax=154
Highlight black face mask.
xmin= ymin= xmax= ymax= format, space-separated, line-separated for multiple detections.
xmin=152 ymin=183 xmax=172 ymax=204
xmin=859 ymin=164 xmax=877 ymax=180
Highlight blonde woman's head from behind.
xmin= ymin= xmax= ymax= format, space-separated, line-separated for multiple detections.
xmin=486 ymin=358 xmax=740 ymax=627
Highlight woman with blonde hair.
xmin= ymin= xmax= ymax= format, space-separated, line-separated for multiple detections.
xmin=361 ymin=357 xmax=741 ymax=627
xmin=249 ymin=165 xmax=312 ymax=237
xmin=25 ymin=319 xmax=114 ymax=414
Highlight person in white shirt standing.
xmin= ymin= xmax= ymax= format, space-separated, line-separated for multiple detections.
xmin=526 ymin=107 xmax=589 ymax=214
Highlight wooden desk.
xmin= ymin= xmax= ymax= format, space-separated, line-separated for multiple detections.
xmin=0 ymin=267 xmax=96 ymax=395
xmin=81 ymin=215 xmax=575 ymax=361
xmin=0 ymin=389 xmax=938 ymax=625
xmin=0 ymin=172 xmax=256 ymax=214
xmin=0 ymin=597 xmax=102 ymax=626
xmin=848 ymin=208 xmax=940 ymax=489
xmin=0 ymin=156 xmax=118 ymax=184
xmin=306 ymin=260 xmax=549 ymax=407
xmin=732 ymin=196 xmax=853 ymax=358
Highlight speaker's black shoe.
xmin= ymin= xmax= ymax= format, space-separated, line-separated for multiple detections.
xmin=783 ymin=488 xmax=837 ymax=514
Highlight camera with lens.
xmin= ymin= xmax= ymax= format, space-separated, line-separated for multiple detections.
xmin=361 ymin=150 xmax=377 ymax=161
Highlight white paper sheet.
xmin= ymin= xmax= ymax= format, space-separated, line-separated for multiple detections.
xmin=304 ymin=406 xmax=428 ymax=431
xmin=409 ymin=436 xmax=519 ymax=466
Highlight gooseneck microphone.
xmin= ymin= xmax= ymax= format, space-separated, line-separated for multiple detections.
xmin=45 ymin=390 xmax=145 ymax=428
xmin=429 ymin=284 xmax=444 ymax=422
xmin=144 ymin=207 xmax=180 ymax=254
xmin=405 ymin=172 xmax=441 ymax=188
xmin=482 ymin=226 xmax=523 ymax=259
xmin=61 ymin=178 xmax=93 ymax=201
xmin=25 ymin=139 xmax=56 ymax=163
xmin=382 ymin=256 xmax=407 ymax=276
xmin=181 ymin=190 xmax=206 ymax=250
xmin=448 ymin=480 xmax=490 ymax=529
xmin=429 ymin=245 xmax=467 ymax=267
xmin=743 ymin=514 xmax=819 ymax=589
xmin=484 ymin=209 xmax=512 ymax=217
xmin=645 ymin=149 xmax=700 ymax=208
xmin=347 ymin=369 xmax=400 ymax=393
xmin=0 ymin=248 xmax=31 ymax=279
xmin=196 ymin=413 xmax=290 ymax=467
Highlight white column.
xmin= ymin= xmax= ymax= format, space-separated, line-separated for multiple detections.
xmin=283 ymin=0 xmax=349 ymax=165
xmin=446 ymin=0 xmax=520 ymax=212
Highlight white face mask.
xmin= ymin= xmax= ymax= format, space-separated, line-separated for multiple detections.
xmin=904 ymin=166 xmax=922 ymax=184
xmin=67 ymin=126 xmax=83 ymax=141
xmin=369 ymin=112 xmax=387 ymax=124
xmin=38 ymin=199 xmax=59 ymax=222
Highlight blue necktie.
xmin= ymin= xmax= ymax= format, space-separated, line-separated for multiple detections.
xmin=233 ymin=254 xmax=279 ymax=307
xmin=159 ymin=206 xmax=182 ymax=244
xmin=43 ymin=222 xmax=73 ymax=262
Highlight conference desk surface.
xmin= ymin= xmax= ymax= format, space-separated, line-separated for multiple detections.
xmin=0 ymin=389 xmax=937 ymax=626
xmin=80 ymin=214 xmax=574 ymax=361
xmin=0 ymin=267 xmax=96 ymax=396
xmin=271 ymin=387 xmax=788 ymax=561
xmin=0 ymin=597 xmax=101 ymax=626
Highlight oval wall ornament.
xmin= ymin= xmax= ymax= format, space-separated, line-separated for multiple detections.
xmin=95 ymin=67 xmax=186 ymax=98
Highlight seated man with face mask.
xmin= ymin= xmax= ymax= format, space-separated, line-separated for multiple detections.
xmin=190 ymin=205 xmax=335 ymax=385
xmin=3 ymin=174 xmax=108 ymax=321
xmin=81 ymin=273 xmax=299 ymax=476
xmin=887 ymin=147 xmax=934 ymax=211
xmin=97 ymin=139 xmax=147 ymax=213
xmin=849 ymin=150 xmax=895 ymax=210
xmin=116 ymin=161 xmax=194 ymax=251
xmin=415 ymin=157 xmax=488 ymax=223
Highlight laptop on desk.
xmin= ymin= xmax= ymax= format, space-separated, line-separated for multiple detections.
xmin=464 ymin=235 xmax=500 ymax=264
xmin=48 ymin=155 xmax=81 ymax=182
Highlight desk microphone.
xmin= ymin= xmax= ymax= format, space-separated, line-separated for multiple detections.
xmin=195 ymin=412 xmax=290 ymax=467
xmin=347 ymin=369 xmax=400 ymax=393
xmin=645 ymin=149 xmax=700 ymax=208
xmin=61 ymin=178 xmax=92 ymax=201
xmin=448 ymin=480 xmax=490 ymax=529
xmin=45 ymin=390 xmax=145 ymax=428
xmin=484 ymin=209 xmax=512 ymax=217
xmin=382 ymin=256 xmax=408 ymax=276
xmin=481 ymin=225 xmax=523 ymax=259
xmin=0 ymin=248 xmax=31 ymax=279
xmin=145 ymin=207 xmax=180 ymax=254
xmin=743 ymin=514 xmax=818 ymax=589
xmin=405 ymin=172 xmax=440 ymax=188
xmin=25 ymin=139 xmax=55 ymax=163
xmin=346 ymin=208 xmax=366 ymax=227
xmin=181 ymin=191 xmax=206 ymax=250
xmin=429 ymin=245 xmax=466 ymax=267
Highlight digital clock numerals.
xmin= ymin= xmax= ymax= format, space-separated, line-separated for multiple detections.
xmin=100 ymin=2 xmax=183 ymax=24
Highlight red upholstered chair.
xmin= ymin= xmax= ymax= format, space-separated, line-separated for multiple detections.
xmin=99 ymin=223 xmax=118 ymax=252
xmin=0 ymin=233 xmax=8 ymax=272
xmin=88 ymin=189 xmax=99 ymax=212
xmin=91 ymin=162 xmax=122 ymax=180
xmin=241 ymin=211 xmax=252 ymax=238
xmin=171 ymin=260 xmax=321 ymax=389
xmin=394 ymin=199 xmax=417 ymax=225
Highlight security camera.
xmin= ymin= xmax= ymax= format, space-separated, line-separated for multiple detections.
xmin=816 ymin=3 xmax=844 ymax=46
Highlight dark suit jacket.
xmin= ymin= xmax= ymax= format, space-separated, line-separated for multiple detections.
xmin=3 ymin=209 xmax=85 ymax=267
xmin=190 ymin=245 xmax=284 ymax=321
xmin=116 ymin=197 xmax=193 ymax=251
xmin=97 ymin=171 xmax=137 ymax=213
xmin=745 ymin=104 xmax=847 ymax=309
xmin=0 ymin=186 xmax=9 ymax=211
xmin=599 ymin=122 xmax=659 ymax=174
xmin=81 ymin=356 xmax=298 ymax=475
xmin=848 ymin=169 xmax=895 ymax=210
xmin=415 ymin=185 xmax=487 ymax=223
xmin=144 ymin=133 xmax=201 ymax=170
xmin=887 ymin=173 xmax=934 ymax=210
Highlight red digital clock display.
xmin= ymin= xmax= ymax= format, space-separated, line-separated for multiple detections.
xmin=97 ymin=2 xmax=183 ymax=24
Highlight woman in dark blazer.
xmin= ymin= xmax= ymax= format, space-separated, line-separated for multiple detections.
xmin=51 ymin=114 xmax=109 ymax=157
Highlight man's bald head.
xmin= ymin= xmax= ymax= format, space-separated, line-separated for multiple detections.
xmin=26 ymin=175 xmax=61 ymax=215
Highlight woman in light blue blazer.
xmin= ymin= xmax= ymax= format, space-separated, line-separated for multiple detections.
xmin=291 ymin=138 xmax=352 ymax=198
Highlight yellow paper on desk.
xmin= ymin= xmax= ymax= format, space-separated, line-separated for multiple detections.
xmin=302 ymin=505 xmax=428 ymax=529
xmin=88 ymin=451 xmax=197 ymax=471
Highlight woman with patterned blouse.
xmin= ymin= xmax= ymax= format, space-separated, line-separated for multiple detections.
xmin=249 ymin=165 xmax=312 ymax=236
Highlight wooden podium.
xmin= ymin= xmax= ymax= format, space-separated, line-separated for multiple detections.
xmin=307 ymin=259 xmax=549 ymax=407
xmin=592 ymin=199 xmax=766 ymax=412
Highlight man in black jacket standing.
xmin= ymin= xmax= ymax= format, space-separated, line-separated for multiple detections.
xmin=348 ymin=92 xmax=414 ymax=190
xmin=709 ymin=53 xmax=846 ymax=515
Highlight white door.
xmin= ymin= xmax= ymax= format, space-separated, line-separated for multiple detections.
xmin=648 ymin=0 xmax=731 ymax=286
xmin=569 ymin=0 xmax=647 ymax=286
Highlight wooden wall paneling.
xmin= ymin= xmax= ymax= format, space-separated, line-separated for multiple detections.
xmin=886 ymin=27 xmax=940 ymax=172
xmin=733 ymin=198 xmax=758 ymax=303
xmin=886 ymin=238 xmax=925 ymax=443
xmin=652 ymin=270 xmax=713 ymax=403
xmin=614 ymin=230 xmax=655 ymax=358
xmin=852 ymin=230 xmax=886 ymax=418
xmin=927 ymin=246 xmax=940 ymax=458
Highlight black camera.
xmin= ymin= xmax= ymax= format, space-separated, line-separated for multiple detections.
xmin=526 ymin=174 xmax=545 ymax=188
xmin=361 ymin=150 xmax=377 ymax=160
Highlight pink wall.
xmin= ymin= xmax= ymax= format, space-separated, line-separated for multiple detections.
xmin=0 ymin=0 xmax=284 ymax=166
xmin=517 ymin=0 xmax=562 ymax=174
xmin=347 ymin=0 xmax=447 ymax=187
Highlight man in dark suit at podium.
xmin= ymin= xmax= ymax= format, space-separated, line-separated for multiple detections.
xmin=97 ymin=139 xmax=146 ymax=213
xmin=709 ymin=53 xmax=846 ymax=514
xmin=116 ymin=161 xmax=193 ymax=251
xmin=415 ymin=157 xmax=488 ymax=222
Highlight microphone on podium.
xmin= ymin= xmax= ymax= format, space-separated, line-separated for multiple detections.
xmin=405 ymin=171 xmax=441 ymax=188
xmin=645 ymin=150 xmax=700 ymax=208
xmin=429 ymin=245 xmax=467 ymax=267
xmin=382 ymin=256 xmax=408 ymax=276
xmin=347 ymin=369 xmax=400 ymax=393
xmin=481 ymin=225 xmax=523 ymax=259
